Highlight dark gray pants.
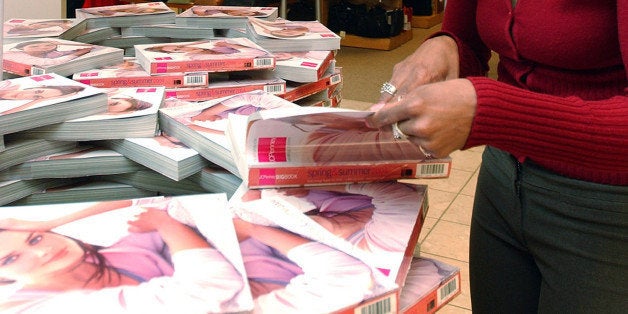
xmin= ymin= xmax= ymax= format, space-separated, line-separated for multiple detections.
xmin=470 ymin=146 xmax=628 ymax=313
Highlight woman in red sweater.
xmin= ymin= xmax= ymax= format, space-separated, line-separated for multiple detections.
xmin=367 ymin=1 xmax=627 ymax=313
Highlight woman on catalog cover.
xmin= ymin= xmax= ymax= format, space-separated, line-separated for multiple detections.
xmin=4 ymin=40 xmax=94 ymax=67
xmin=0 ymin=81 xmax=86 ymax=115
xmin=142 ymin=39 xmax=270 ymax=60
xmin=0 ymin=197 xmax=248 ymax=313
xmin=231 ymin=181 xmax=424 ymax=311
xmin=5 ymin=20 xmax=74 ymax=37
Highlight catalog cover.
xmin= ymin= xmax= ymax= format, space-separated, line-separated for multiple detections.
xmin=176 ymin=5 xmax=278 ymax=29
xmin=280 ymin=66 xmax=342 ymax=102
xmin=134 ymin=37 xmax=275 ymax=74
xmin=274 ymin=50 xmax=335 ymax=83
xmin=73 ymin=58 xmax=209 ymax=88
xmin=246 ymin=17 xmax=341 ymax=52
xmin=227 ymin=105 xmax=451 ymax=188
xmin=158 ymin=90 xmax=299 ymax=175
xmin=0 ymin=73 xmax=107 ymax=136
xmin=400 ymin=257 xmax=461 ymax=314
xmin=20 ymin=86 xmax=164 ymax=141
xmin=75 ymin=2 xmax=176 ymax=28
xmin=228 ymin=181 xmax=429 ymax=312
xmin=164 ymin=71 xmax=285 ymax=102
xmin=0 ymin=194 xmax=254 ymax=313
xmin=3 ymin=38 xmax=123 ymax=77
xmin=3 ymin=19 xmax=78 ymax=44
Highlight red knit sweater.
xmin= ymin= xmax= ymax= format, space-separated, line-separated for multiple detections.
xmin=437 ymin=0 xmax=627 ymax=185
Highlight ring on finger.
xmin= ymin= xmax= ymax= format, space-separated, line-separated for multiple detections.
xmin=380 ymin=81 xmax=397 ymax=95
xmin=391 ymin=122 xmax=408 ymax=140
xmin=419 ymin=145 xmax=432 ymax=159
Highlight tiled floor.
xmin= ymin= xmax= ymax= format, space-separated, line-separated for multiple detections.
xmin=341 ymin=99 xmax=480 ymax=313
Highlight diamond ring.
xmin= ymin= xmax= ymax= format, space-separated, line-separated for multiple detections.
xmin=418 ymin=145 xmax=432 ymax=159
xmin=380 ymin=81 xmax=397 ymax=95
xmin=391 ymin=122 xmax=408 ymax=140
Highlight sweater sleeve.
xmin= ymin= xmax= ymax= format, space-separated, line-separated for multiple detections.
xmin=465 ymin=76 xmax=628 ymax=185
xmin=436 ymin=0 xmax=628 ymax=185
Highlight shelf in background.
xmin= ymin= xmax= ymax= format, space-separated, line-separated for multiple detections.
xmin=339 ymin=29 xmax=413 ymax=51
xmin=411 ymin=12 xmax=443 ymax=29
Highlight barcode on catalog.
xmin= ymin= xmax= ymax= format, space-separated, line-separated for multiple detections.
xmin=356 ymin=296 xmax=394 ymax=314
xmin=437 ymin=276 xmax=459 ymax=305
xmin=184 ymin=75 xmax=206 ymax=85
xmin=264 ymin=84 xmax=285 ymax=94
xmin=254 ymin=58 xmax=273 ymax=67
xmin=330 ymin=73 xmax=342 ymax=84
xmin=418 ymin=163 xmax=447 ymax=177
xmin=31 ymin=67 xmax=45 ymax=75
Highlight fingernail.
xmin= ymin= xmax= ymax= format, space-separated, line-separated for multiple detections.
xmin=369 ymin=102 xmax=384 ymax=112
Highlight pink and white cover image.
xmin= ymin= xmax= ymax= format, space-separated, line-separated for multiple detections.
xmin=0 ymin=194 xmax=254 ymax=313
xmin=227 ymin=181 xmax=429 ymax=312
xmin=134 ymin=38 xmax=274 ymax=74
xmin=0 ymin=73 xmax=106 ymax=135
xmin=3 ymin=38 xmax=123 ymax=77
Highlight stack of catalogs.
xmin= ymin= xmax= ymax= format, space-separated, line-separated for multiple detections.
xmin=121 ymin=24 xmax=216 ymax=40
xmin=75 ymin=2 xmax=176 ymax=28
xmin=158 ymin=90 xmax=298 ymax=175
xmin=99 ymin=135 xmax=212 ymax=181
xmin=20 ymin=86 xmax=165 ymax=141
xmin=273 ymin=49 xmax=335 ymax=83
xmin=0 ymin=144 xmax=144 ymax=182
xmin=73 ymin=57 xmax=209 ymax=89
xmin=245 ymin=17 xmax=341 ymax=52
xmin=134 ymin=37 xmax=275 ymax=75
xmin=3 ymin=18 xmax=80 ymax=44
xmin=2 ymin=38 xmax=123 ymax=77
xmin=176 ymin=5 xmax=278 ymax=29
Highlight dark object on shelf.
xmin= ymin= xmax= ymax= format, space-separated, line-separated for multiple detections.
xmin=287 ymin=0 xmax=316 ymax=21
xmin=403 ymin=0 xmax=432 ymax=16
xmin=328 ymin=0 xmax=404 ymax=38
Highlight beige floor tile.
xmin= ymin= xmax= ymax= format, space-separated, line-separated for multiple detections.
xmin=450 ymin=149 xmax=483 ymax=172
xmin=417 ymin=216 xmax=438 ymax=244
xmin=441 ymin=194 xmax=474 ymax=226
xmin=460 ymin=171 xmax=479 ymax=197
xmin=437 ymin=304 xmax=473 ymax=313
xmin=423 ymin=188 xmax=457 ymax=219
xmin=420 ymin=220 xmax=470 ymax=262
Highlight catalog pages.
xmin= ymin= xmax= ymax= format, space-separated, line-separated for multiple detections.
xmin=227 ymin=106 xmax=452 ymax=188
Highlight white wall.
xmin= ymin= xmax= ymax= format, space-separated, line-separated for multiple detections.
xmin=4 ymin=0 xmax=65 ymax=20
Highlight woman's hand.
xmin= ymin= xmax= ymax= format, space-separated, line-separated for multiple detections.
xmin=377 ymin=35 xmax=459 ymax=104
xmin=127 ymin=207 xmax=173 ymax=233
xmin=367 ymin=78 xmax=477 ymax=158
